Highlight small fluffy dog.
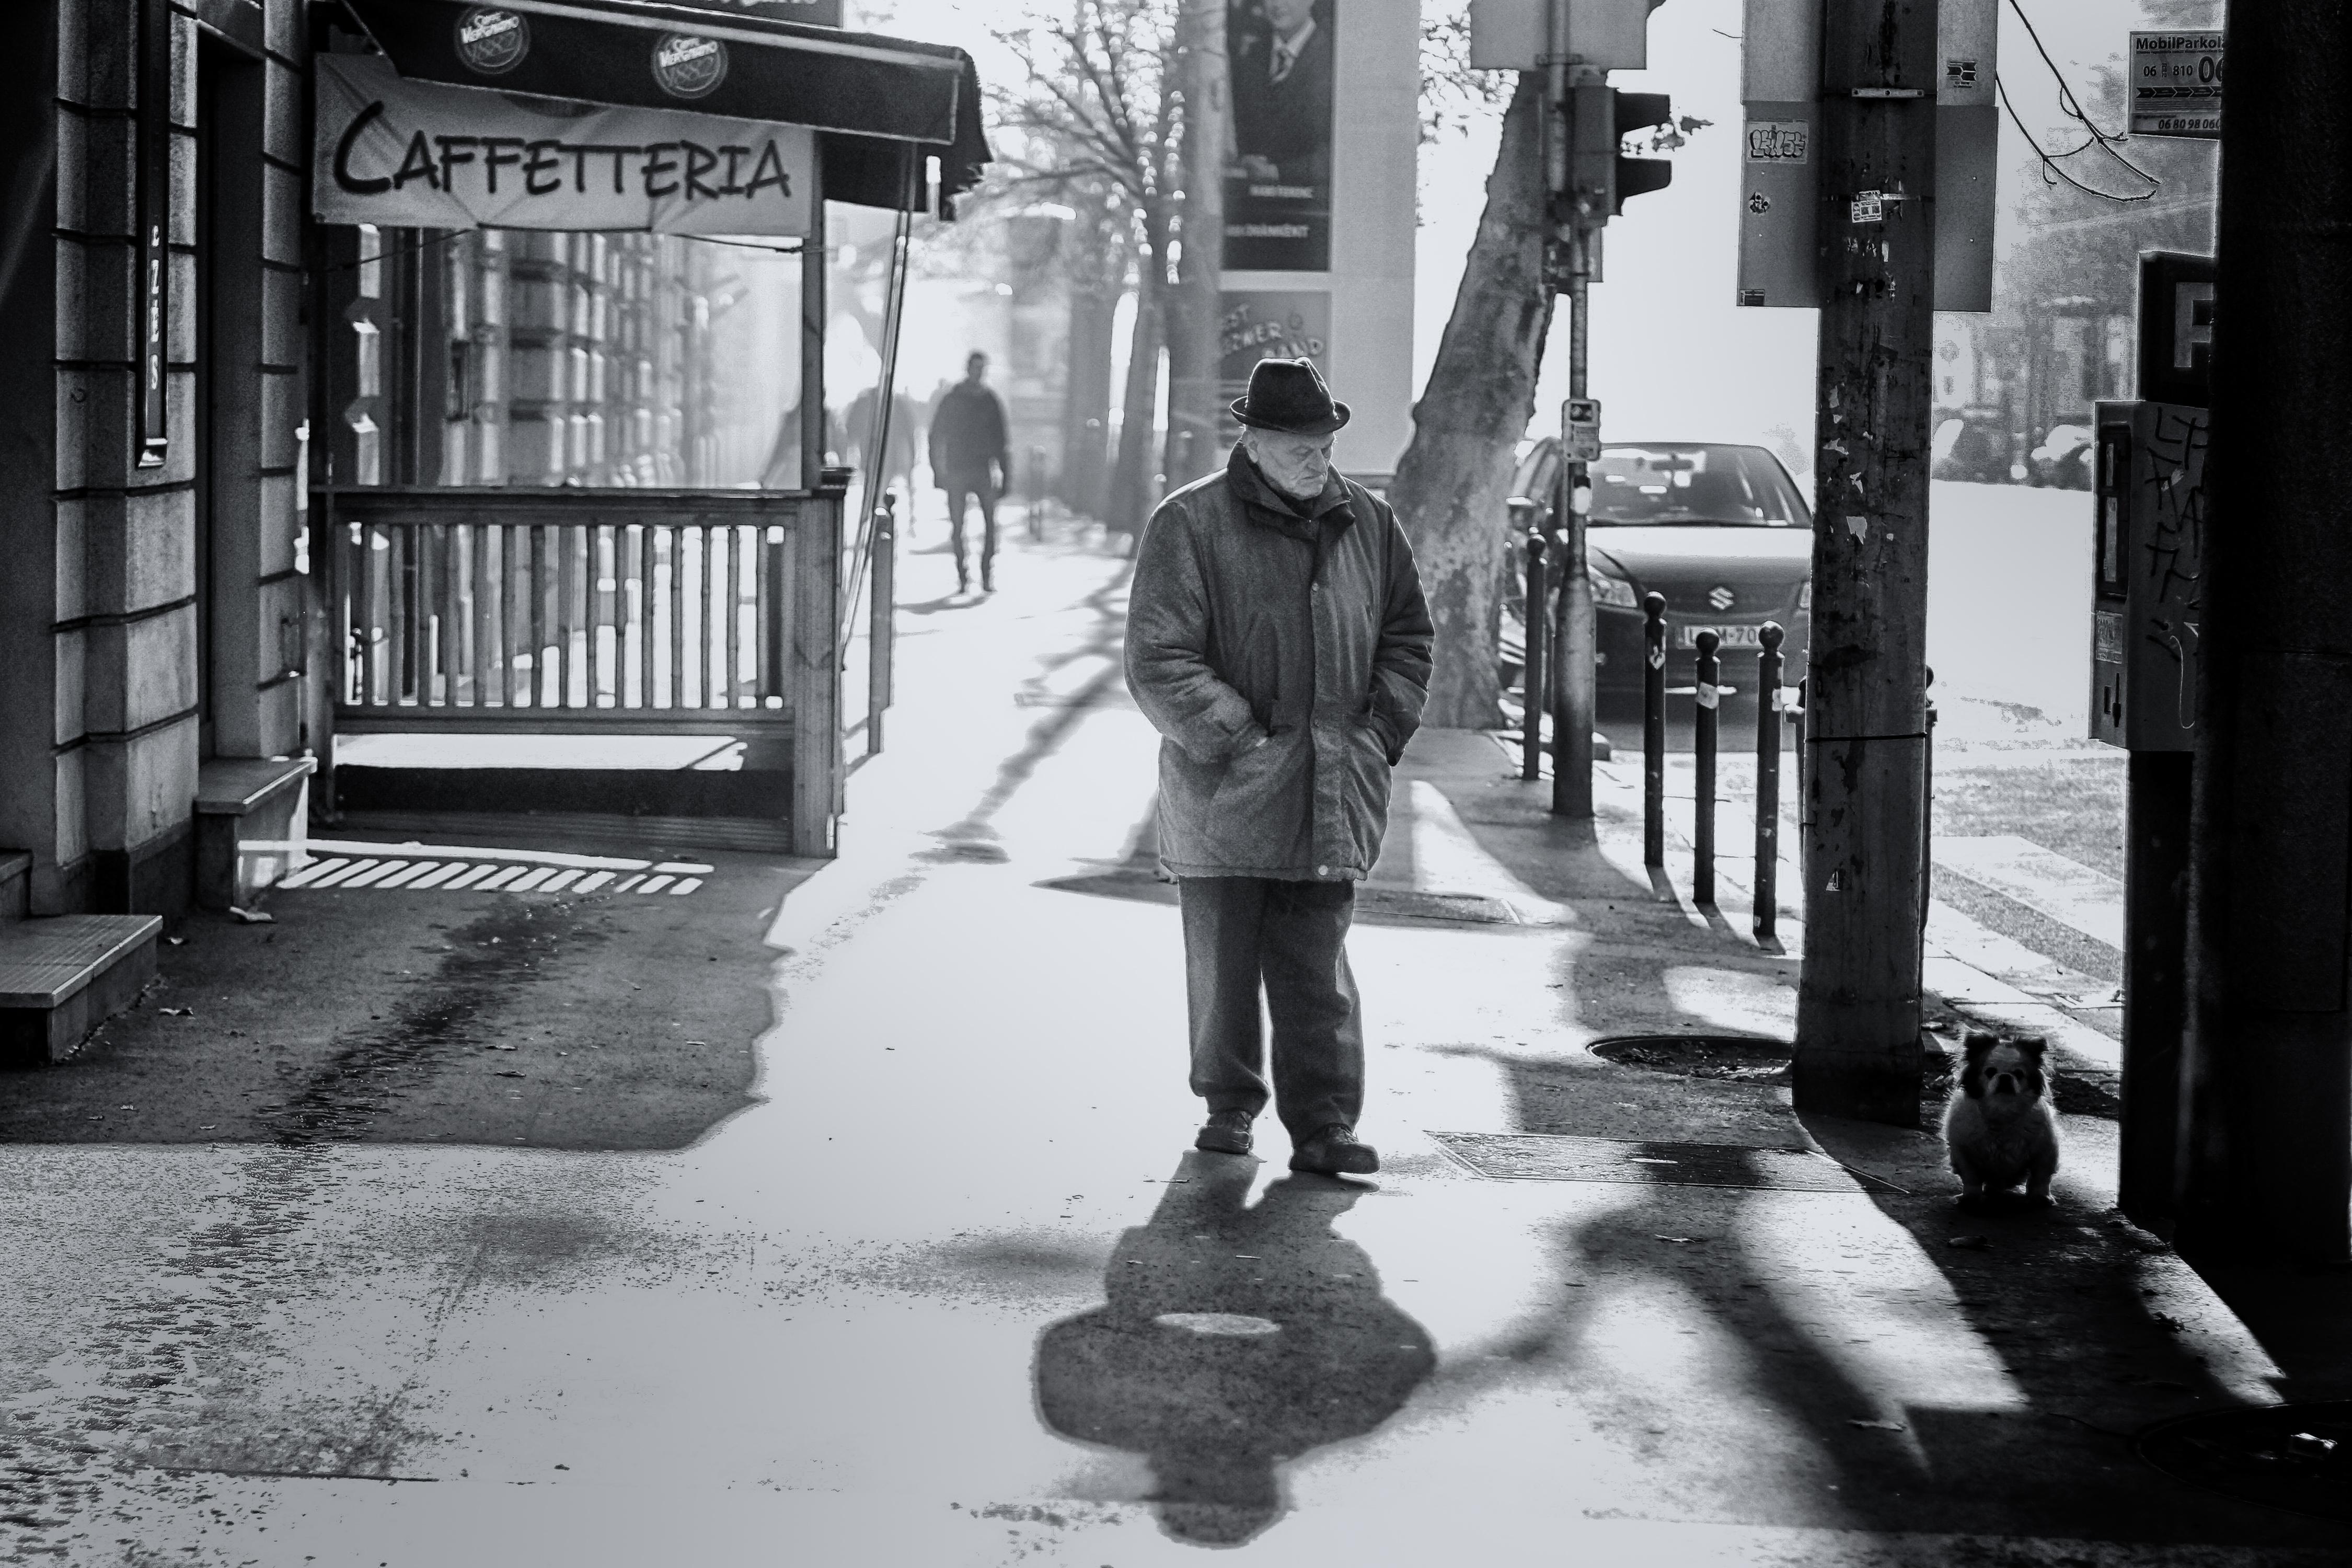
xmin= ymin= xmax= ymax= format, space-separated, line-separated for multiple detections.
xmin=1941 ymin=1032 xmax=2060 ymax=1206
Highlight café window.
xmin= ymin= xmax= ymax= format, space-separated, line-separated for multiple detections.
xmin=322 ymin=227 xmax=809 ymax=490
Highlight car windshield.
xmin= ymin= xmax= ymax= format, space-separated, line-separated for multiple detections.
xmin=1588 ymin=445 xmax=1807 ymax=527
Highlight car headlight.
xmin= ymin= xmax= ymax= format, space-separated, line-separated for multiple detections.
xmin=1798 ymin=579 xmax=1812 ymax=611
xmin=1588 ymin=568 xmax=1640 ymax=609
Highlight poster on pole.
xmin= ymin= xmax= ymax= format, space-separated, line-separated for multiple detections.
xmin=1224 ymin=1 xmax=1335 ymax=271
xmin=1218 ymin=291 xmax=1330 ymax=445
xmin=2129 ymin=32 xmax=2222 ymax=139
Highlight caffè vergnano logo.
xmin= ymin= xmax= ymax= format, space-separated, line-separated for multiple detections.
xmin=455 ymin=7 xmax=529 ymax=74
xmin=653 ymin=33 xmax=729 ymax=99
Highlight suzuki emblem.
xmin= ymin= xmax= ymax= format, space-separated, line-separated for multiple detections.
xmin=1708 ymin=585 xmax=1736 ymax=612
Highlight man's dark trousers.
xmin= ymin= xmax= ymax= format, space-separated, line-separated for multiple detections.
xmin=1178 ymin=876 xmax=1363 ymax=1138
xmin=942 ymin=473 xmax=999 ymax=587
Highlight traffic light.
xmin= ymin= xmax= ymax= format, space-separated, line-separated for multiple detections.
xmin=1569 ymin=85 xmax=1677 ymax=220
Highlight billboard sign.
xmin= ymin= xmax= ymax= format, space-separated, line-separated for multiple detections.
xmin=1218 ymin=291 xmax=1331 ymax=445
xmin=2129 ymin=32 xmax=2223 ymax=139
xmin=1225 ymin=1 xmax=1335 ymax=271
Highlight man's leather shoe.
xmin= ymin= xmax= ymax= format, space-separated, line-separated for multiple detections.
xmin=1195 ymin=1109 xmax=1255 ymax=1156
xmin=1289 ymin=1123 xmax=1378 ymax=1175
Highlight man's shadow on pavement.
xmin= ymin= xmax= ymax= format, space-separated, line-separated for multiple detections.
xmin=1035 ymin=1151 xmax=1436 ymax=1547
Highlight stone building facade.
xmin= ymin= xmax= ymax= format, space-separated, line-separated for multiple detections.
xmin=0 ymin=0 xmax=308 ymax=916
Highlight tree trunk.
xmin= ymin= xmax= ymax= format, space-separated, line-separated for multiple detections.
xmin=1110 ymin=244 xmax=1167 ymax=535
xmin=1061 ymin=192 xmax=1126 ymax=520
xmin=1387 ymin=75 xmax=1553 ymax=730
xmin=1162 ymin=0 xmax=1228 ymax=494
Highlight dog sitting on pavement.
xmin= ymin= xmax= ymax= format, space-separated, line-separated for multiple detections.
xmin=1941 ymin=1032 xmax=2060 ymax=1208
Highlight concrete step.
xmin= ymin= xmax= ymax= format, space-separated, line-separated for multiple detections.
xmin=0 ymin=915 xmax=162 ymax=1067
xmin=0 ymin=851 xmax=30 ymax=922
xmin=195 ymin=756 xmax=316 ymax=910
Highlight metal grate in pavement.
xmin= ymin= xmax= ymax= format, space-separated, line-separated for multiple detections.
xmin=1428 ymin=1131 xmax=1899 ymax=1193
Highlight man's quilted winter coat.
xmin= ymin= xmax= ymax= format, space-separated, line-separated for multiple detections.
xmin=1125 ymin=446 xmax=1434 ymax=881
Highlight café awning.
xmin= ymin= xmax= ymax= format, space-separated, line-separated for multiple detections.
xmin=337 ymin=0 xmax=991 ymax=213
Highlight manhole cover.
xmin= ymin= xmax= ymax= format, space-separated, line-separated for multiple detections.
xmin=1589 ymin=1035 xmax=1793 ymax=1083
xmin=1427 ymin=1131 xmax=1900 ymax=1193
xmin=2137 ymin=1403 xmax=2352 ymax=1521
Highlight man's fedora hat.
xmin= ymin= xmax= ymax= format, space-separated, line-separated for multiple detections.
xmin=1230 ymin=358 xmax=1351 ymax=435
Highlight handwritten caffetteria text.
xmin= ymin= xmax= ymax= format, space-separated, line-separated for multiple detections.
xmin=333 ymin=101 xmax=794 ymax=203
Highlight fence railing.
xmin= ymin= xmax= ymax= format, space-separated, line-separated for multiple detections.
xmin=325 ymin=485 xmax=844 ymax=851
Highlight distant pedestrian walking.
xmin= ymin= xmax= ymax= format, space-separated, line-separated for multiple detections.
xmin=928 ymin=351 xmax=1011 ymax=594
xmin=1123 ymin=358 xmax=1433 ymax=1176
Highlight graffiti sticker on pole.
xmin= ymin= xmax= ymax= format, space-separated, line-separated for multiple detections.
xmin=2129 ymin=32 xmax=2222 ymax=139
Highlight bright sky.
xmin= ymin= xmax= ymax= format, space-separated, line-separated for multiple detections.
xmin=855 ymin=0 xmax=2203 ymax=462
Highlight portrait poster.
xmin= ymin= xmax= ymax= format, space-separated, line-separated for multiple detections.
xmin=1224 ymin=0 xmax=1335 ymax=272
xmin=1218 ymin=292 xmax=1331 ymax=445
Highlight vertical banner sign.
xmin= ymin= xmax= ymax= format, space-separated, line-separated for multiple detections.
xmin=1933 ymin=0 xmax=1997 ymax=313
xmin=135 ymin=0 xmax=171 ymax=468
xmin=1217 ymin=291 xmax=1330 ymax=444
xmin=1735 ymin=0 xmax=1819 ymax=308
xmin=1224 ymin=0 xmax=1335 ymax=271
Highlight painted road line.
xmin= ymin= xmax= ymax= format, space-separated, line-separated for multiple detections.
xmin=277 ymin=856 xmax=351 ymax=889
xmin=1932 ymin=834 xmax=2122 ymax=949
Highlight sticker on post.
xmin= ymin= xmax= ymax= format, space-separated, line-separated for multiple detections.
xmin=1563 ymin=397 xmax=1602 ymax=463
xmin=1697 ymin=684 xmax=1720 ymax=710
xmin=1744 ymin=121 xmax=1809 ymax=164
xmin=1850 ymin=191 xmax=1884 ymax=224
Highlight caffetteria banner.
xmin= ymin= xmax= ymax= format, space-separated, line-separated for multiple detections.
xmin=314 ymin=54 xmax=814 ymax=235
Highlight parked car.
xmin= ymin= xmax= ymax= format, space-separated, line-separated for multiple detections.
xmin=2027 ymin=423 xmax=2096 ymax=489
xmin=1505 ymin=440 xmax=1812 ymax=701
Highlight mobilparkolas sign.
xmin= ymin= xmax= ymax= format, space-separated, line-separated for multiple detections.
xmin=313 ymin=54 xmax=813 ymax=235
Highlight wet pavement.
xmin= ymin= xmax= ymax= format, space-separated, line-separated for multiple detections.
xmin=0 ymin=514 xmax=2346 ymax=1564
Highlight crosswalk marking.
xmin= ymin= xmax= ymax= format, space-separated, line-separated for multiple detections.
xmin=267 ymin=849 xmax=716 ymax=900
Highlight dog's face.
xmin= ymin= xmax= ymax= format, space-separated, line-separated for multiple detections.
xmin=1959 ymin=1032 xmax=2047 ymax=1102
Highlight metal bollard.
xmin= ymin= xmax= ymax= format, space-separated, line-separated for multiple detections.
xmin=1790 ymin=674 xmax=1808 ymax=891
xmin=1522 ymin=524 xmax=1548 ymax=782
xmin=867 ymin=490 xmax=897 ymax=753
xmin=1643 ymin=591 xmax=1667 ymax=868
xmin=1754 ymin=622 xmax=1785 ymax=942
xmin=1694 ymin=629 xmax=1720 ymax=904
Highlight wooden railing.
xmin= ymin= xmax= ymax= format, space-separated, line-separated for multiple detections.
xmin=324 ymin=486 xmax=844 ymax=852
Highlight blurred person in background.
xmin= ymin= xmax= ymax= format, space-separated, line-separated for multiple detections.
xmin=928 ymin=351 xmax=1012 ymax=594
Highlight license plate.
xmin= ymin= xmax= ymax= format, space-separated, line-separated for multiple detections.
xmin=1678 ymin=624 xmax=1766 ymax=649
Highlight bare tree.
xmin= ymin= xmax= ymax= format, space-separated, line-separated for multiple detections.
xmin=992 ymin=1 xmax=1184 ymax=535
xmin=1387 ymin=75 xmax=1552 ymax=730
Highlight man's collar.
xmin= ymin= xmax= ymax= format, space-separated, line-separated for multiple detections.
xmin=1227 ymin=444 xmax=1353 ymax=529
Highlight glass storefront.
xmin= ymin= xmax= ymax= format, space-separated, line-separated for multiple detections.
xmin=322 ymin=224 xmax=809 ymax=491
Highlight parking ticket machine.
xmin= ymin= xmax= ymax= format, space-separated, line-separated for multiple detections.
xmin=2090 ymin=252 xmax=2215 ymax=754
xmin=2088 ymin=398 xmax=2207 ymax=751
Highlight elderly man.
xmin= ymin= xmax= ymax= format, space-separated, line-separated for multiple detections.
xmin=1124 ymin=359 xmax=1433 ymax=1175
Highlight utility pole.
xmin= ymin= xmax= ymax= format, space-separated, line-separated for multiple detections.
xmin=1543 ymin=0 xmax=1598 ymax=818
xmin=1162 ymin=0 xmax=1227 ymax=492
xmin=2177 ymin=1 xmax=2352 ymax=1265
xmin=1791 ymin=0 xmax=1938 ymax=1125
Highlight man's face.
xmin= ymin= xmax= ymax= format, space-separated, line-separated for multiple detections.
xmin=1263 ymin=0 xmax=1312 ymax=35
xmin=965 ymin=354 xmax=987 ymax=382
xmin=1244 ymin=426 xmax=1335 ymax=501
